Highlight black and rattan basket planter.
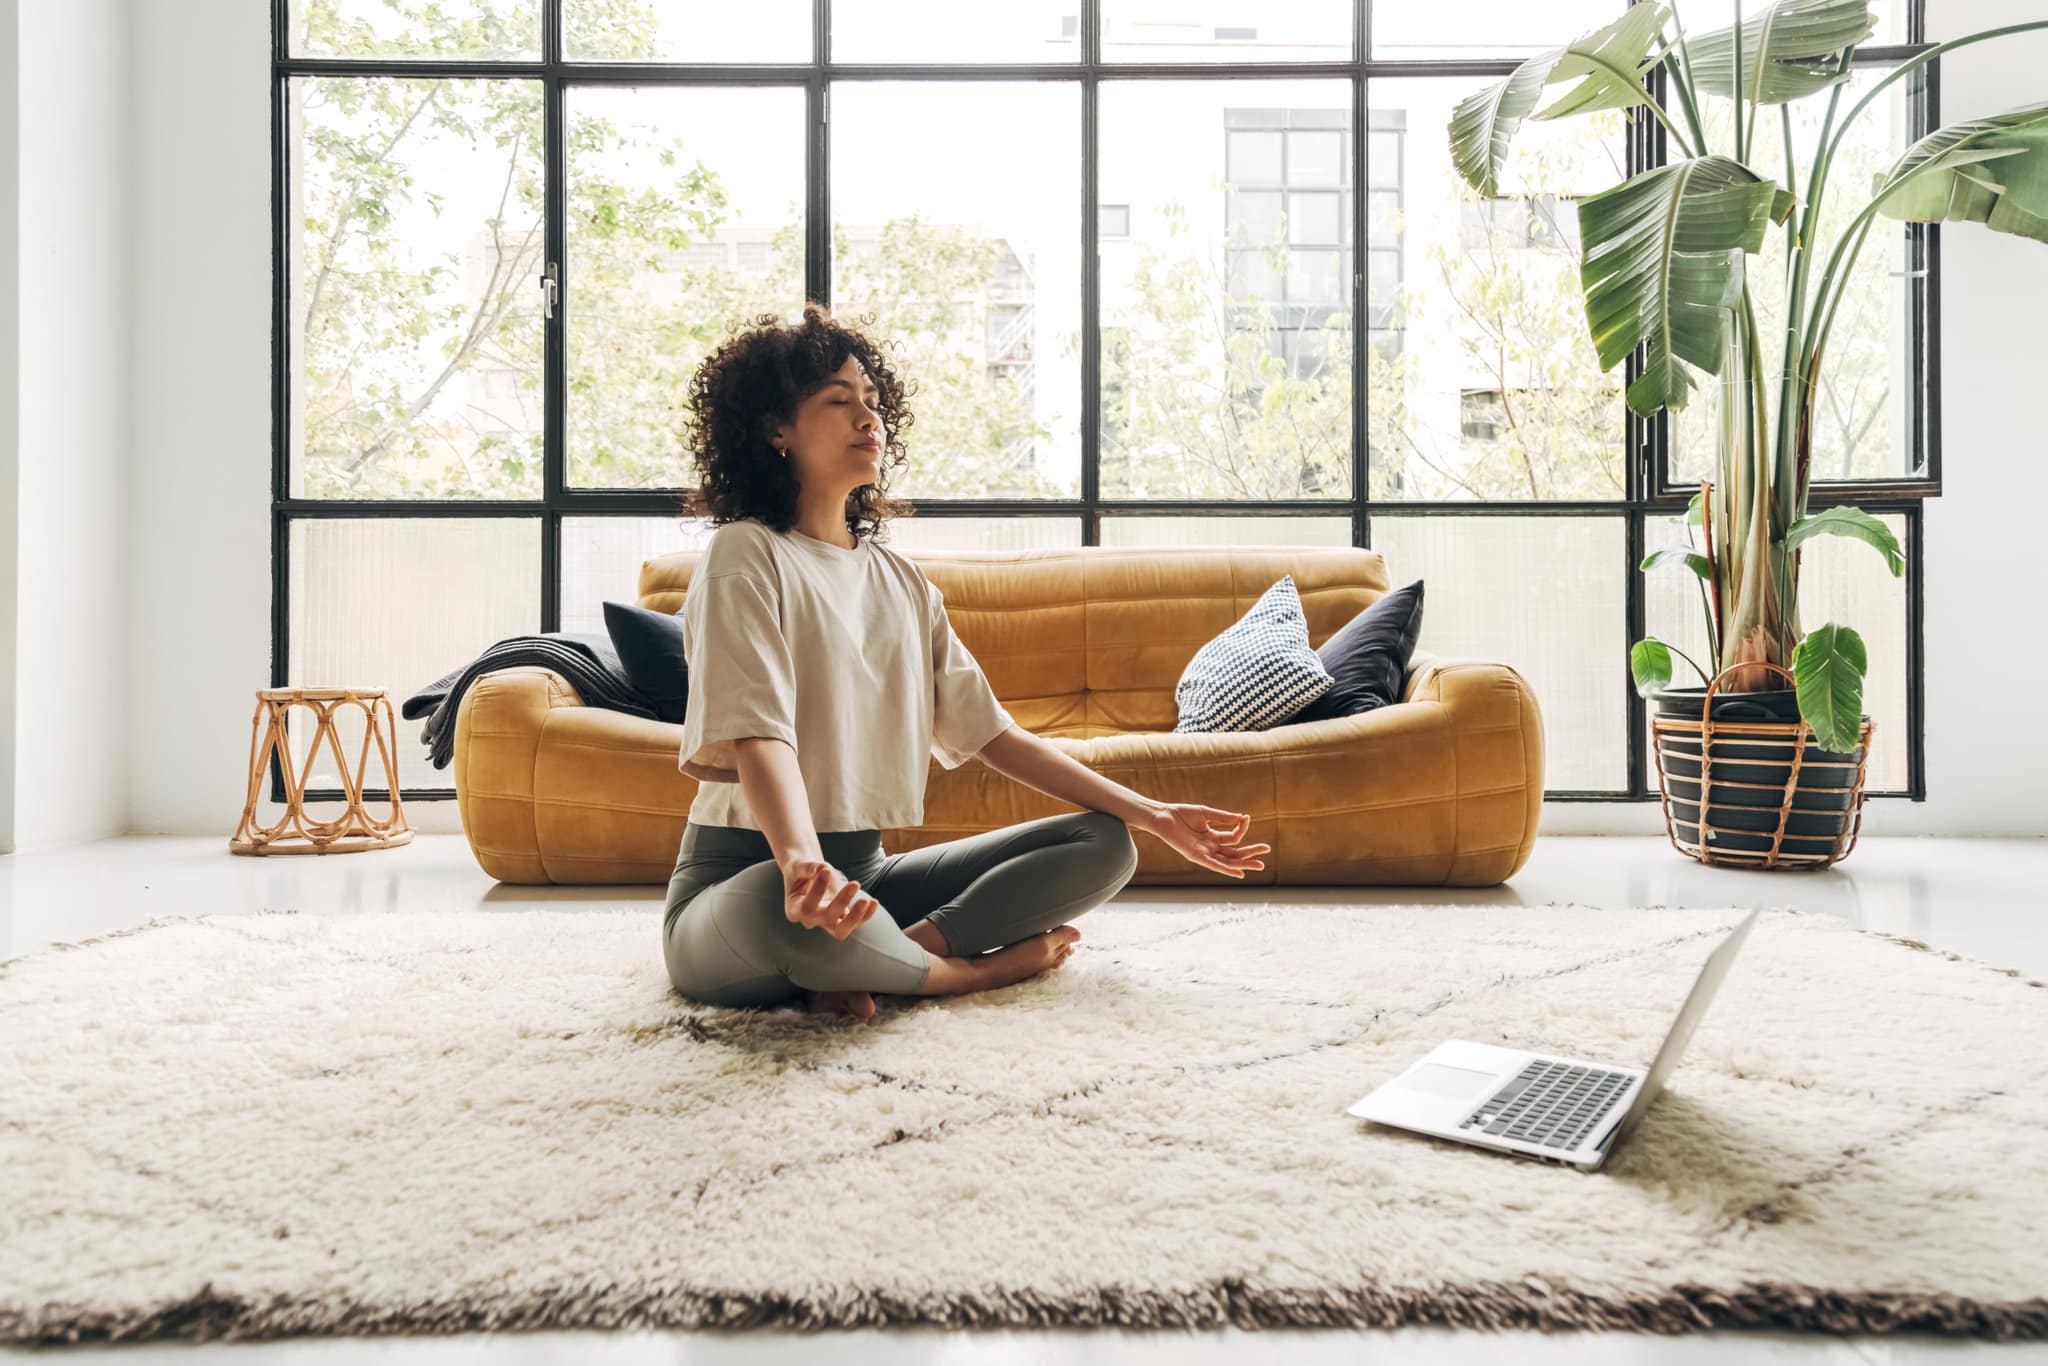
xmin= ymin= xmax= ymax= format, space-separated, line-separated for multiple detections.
xmin=1649 ymin=663 xmax=1873 ymax=871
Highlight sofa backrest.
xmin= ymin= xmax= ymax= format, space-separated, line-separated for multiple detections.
xmin=636 ymin=544 xmax=1392 ymax=739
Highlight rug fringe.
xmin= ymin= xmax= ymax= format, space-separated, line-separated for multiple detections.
xmin=4 ymin=1279 xmax=2046 ymax=1346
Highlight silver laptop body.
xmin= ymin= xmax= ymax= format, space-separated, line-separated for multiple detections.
xmin=1345 ymin=909 xmax=1759 ymax=1172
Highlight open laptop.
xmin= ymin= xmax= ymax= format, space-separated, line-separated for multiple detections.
xmin=1346 ymin=909 xmax=1759 ymax=1172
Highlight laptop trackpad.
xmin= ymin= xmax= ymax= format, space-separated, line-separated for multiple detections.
xmin=1402 ymin=1063 xmax=1499 ymax=1100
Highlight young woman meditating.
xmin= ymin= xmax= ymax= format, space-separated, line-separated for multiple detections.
xmin=663 ymin=302 xmax=1270 ymax=1023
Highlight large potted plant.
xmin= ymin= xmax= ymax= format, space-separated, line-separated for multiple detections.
xmin=1450 ymin=0 xmax=2046 ymax=867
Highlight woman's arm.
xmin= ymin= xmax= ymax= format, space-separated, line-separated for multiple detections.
xmin=734 ymin=737 xmax=823 ymax=871
xmin=973 ymin=725 xmax=1167 ymax=827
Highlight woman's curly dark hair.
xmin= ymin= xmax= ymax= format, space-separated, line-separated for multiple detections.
xmin=680 ymin=301 xmax=917 ymax=544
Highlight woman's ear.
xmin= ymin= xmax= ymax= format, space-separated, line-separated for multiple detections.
xmin=762 ymin=414 xmax=794 ymax=454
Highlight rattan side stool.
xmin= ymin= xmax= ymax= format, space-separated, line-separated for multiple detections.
xmin=229 ymin=687 xmax=414 ymax=855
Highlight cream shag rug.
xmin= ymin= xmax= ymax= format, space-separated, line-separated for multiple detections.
xmin=2 ymin=903 xmax=2045 ymax=1346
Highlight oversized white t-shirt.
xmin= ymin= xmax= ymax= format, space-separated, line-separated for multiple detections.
xmin=676 ymin=517 xmax=1016 ymax=833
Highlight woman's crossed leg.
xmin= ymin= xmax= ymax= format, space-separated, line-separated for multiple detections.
xmin=662 ymin=810 xmax=1139 ymax=1017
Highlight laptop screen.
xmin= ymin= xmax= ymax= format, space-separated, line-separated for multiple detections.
xmin=1596 ymin=909 xmax=1760 ymax=1153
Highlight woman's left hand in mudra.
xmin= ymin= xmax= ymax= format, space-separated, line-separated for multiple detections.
xmin=1141 ymin=804 xmax=1270 ymax=879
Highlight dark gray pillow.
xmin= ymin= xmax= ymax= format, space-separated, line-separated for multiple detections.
xmin=602 ymin=601 xmax=689 ymax=725
xmin=1292 ymin=580 xmax=1425 ymax=723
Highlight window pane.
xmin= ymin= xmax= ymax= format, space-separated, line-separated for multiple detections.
xmin=1288 ymin=130 xmax=1345 ymax=187
xmin=1103 ymin=0 xmax=1351 ymax=63
xmin=1101 ymin=81 xmax=1354 ymax=501
xmin=567 ymin=86 xmax=806 ymax=490
xmin=1288 ymin=191 xmax=1342 ymax=244
xmin=288 ymin=77 xmax=545 ymax=501
xmin=834 ymin=0 xmax=1077 ymax=63
xmin=1099 ymin=516 xmax=1351 ymax=547
xmin=1641 ymin=510 xmax=1909 ymax=792
xmin=288 ymin=518 xmax=540 ymax=793
xmin=831 ymin=82 xmax=1081 ymax=502
xmin=1365 ymin=79 xmax=1627 ymax=502
xmin=559 ymin=516 xmax=712 ymax=636
xmin=1671 ymin=65 xmax=1923 ymax=485
xmin=1370 ymin=516 xmax=1628 ymax=791
xmin=287 ymin=0 xmax=540 ymax=60
xmin=878 ymin=517 xmax=1085 ymax=552
xmin=1367 ymin=130 xmax=1402 ymax=188
xmin=1231 ymin=191 xmax=1285 ymax=245
xmin=564 ymin=0 xmax=811 ymax=62
xmin=1370 ymin=0 xmax=1627 ymax=60
xmin=1228 ymin=131 xmax=1285 ymax=185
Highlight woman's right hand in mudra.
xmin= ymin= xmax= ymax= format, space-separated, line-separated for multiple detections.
xmin=782 ymin=858 xmax=881 ymax=939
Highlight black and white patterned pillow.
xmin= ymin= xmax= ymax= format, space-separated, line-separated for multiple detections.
xmin=1173 ymin=575 xmax=1335 ymax=733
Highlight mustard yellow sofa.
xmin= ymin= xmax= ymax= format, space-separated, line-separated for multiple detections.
xmin=453 ymin=543 xmax=1545 ymax=886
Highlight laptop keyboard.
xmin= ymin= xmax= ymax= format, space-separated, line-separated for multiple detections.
xmin=1458 ymin=1059 xmax=1633 ymax=1152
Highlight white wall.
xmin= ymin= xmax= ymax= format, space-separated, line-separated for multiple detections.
xmin=103 ymin=0 xmax=2048 ymax=841
xmin=0 ymin=0 xmax=20 ymax=854
xmin=1 ymin=0 xmax=132 ymax=854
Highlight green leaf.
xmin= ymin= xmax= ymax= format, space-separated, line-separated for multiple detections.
xmin=1785 ymin=506 xmax=1905 ymax=576
xmin=1791 ymin=623 xmax=1868 ymax=753
xmin=1448 ymin=3 xmax=1670 ymax=197
xmin=1874 ymin=101 xmax=2048 ymax=247
xmin=1631 ymin=638 xmax=1675 ymax=697
xmin=1578 ymin=156 xmax=1794 ymax=417
xmin=1641 ymin=545 xmax=1712 ymax=578
xmin=1686 ymin=490 xmax=1705 ymax=525
xmin=1686 ymin=0 xmax=1875 ymax=106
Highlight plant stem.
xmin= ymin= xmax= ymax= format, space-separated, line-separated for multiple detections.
xmin=1730 ymin=0 xmax=1745 ymax=164
xmin=1817 ymin=21 xmax=2048 ymax=185
xmin=1668 ymin=641 xmax=1714 ymax=687
xmin=1774 ymin=78 xmax=1843 ymax=531
xmin=1664 ymin=0 xmax=1712 ymax=156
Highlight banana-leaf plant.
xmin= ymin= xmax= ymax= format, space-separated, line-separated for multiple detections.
xmin=1449 ymin=0 xmax=2048 ymax=752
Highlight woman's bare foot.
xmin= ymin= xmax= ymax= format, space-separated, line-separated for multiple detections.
xmin=804 ymin=926 xmax=1083 ymax=1012
xmin=805 ymin=988 xmax=877 ymax=1022
xmin=919 ymin=925 xmax=1082 ymax=997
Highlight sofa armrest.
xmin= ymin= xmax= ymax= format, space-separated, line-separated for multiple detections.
xmin=1400 ymin=649 xmax=1545 ymax=878
xmin=452 ymin=667 xmax=587 ymax=882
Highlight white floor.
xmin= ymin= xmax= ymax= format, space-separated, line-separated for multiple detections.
xmin=3 ymin=833 xmax=2045 ymax=1363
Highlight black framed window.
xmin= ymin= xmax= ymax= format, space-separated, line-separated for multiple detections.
xmin=272 ymin=0 xmax=1935 ymax=807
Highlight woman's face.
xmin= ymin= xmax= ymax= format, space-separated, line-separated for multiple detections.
xmin=771 ymin=354 xmax=884 ymax=491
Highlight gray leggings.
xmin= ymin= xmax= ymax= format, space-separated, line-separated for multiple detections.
xmin=662 ymin=809 xmax=1140 ymax=1007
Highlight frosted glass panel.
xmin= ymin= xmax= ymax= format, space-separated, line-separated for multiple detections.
xmin=288 ymin=519 xmax=540 ymax=792
xmin=1371 ymin=515 xmax=1627 ymax=791
xmin=878 ymin=516 xmax=1084 ymax=553
xmin=559 ymin=516 xmax=714 ymax=636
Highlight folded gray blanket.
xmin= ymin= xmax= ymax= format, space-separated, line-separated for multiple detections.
xmin=402 ymin=632 xmax=660 ymax=771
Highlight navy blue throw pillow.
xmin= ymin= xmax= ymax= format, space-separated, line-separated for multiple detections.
xmin=602 ymin=601 xmax=689 ymax=725
xmin=1292 ymin=580 xmax=1425 ymax=723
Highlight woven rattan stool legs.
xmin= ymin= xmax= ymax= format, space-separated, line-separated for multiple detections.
xmin=230 ymin=688 xmax=414 ymax=855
